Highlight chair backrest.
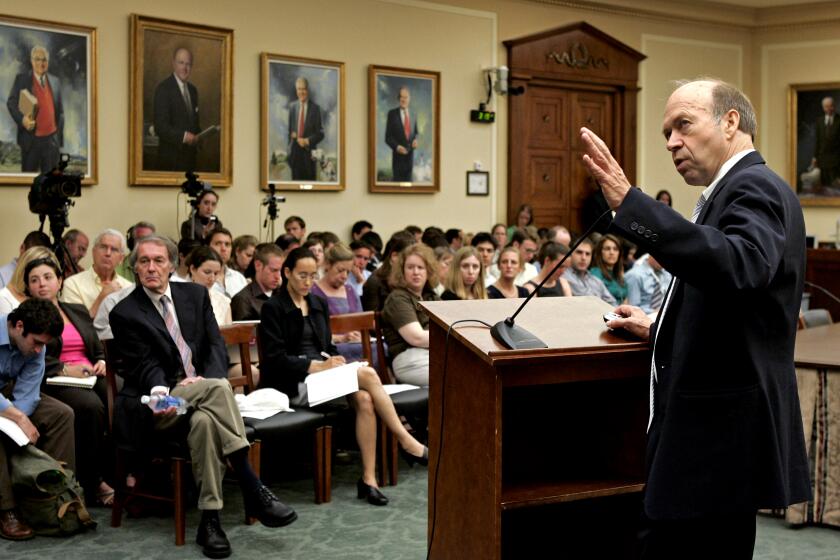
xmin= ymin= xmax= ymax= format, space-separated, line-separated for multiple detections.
xmin=802 ymin=308 xmax=833 ymax=329
xmin=330 ymin=311 xmax=393 ymax=384
xmin=219 ymin=323 xmax=256 ymax=393
xmin=102 ymin=340 xmax=118 ymax=433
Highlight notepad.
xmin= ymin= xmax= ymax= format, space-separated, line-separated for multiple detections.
xmin=0 ymin=416 xmax=29 ymax=447
xmin=46 ymin=375 xmax=97 ymax=389
xmin=305 ymin=361 xmax=364 ymax=407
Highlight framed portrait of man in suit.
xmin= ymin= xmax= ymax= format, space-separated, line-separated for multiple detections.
xmin=0 ymin=14 xmax=97 ymax=186
xmin=369 ymin=65 xmax=440 ymax=194
xmin=260 ymin=53 xmax=345 ymax=192
xmin=789 ymin=82 xmax=840 ymax=206
xmin=129 ymin=15 xmax=233 ymax=187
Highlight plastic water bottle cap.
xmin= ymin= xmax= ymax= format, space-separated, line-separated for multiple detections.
xmin=140 ymin=396 xmax=151 ymax=404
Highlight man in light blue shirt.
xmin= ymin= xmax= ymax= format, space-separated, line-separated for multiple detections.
xmin=562 ymin=237 xmax=617 ymax=305
xmin=0 ymin=299 xmax=73 ymax=540
xmin=624 ymin=253 xmax=672 ymax=315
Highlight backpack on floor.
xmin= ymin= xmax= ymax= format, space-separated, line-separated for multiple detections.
xmin=10 ymin=445 xmax=97 ymax=536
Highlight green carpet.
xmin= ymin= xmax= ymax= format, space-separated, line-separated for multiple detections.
xmin=1 ymin=460 xmax=838 ymax=559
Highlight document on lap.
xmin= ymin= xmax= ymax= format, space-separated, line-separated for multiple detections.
xmin=0 ymin=416 xmax=29 ymax=447
xmin=306 ymin=361 xmax=366 ymax=407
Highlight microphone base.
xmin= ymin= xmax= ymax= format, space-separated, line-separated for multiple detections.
xmin=490 ymin=320 xmax=548 ymax=350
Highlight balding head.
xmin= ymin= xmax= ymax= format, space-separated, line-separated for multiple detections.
xmin=823 ymin=96 xmax=835 ymax=116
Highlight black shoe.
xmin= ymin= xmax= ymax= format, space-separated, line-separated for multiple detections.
xmin=244 ymin=484 xmax=298 ymax=528
xmin=356 ymin=479 xmax=389 ymax=506
xmin=399 ymin=445 xmax=429 ymax=467
xmin=196 ymin=513 xmax=232 ymax=559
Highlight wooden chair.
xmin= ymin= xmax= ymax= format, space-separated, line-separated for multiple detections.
xmin=800 ymin=308 xmax=833 ymax=329
xmin=220 ymin=323 xmax=256 ymax=394
xmin=250 ymin=328 xmax=332 ymax=503
xmin=330 ymin=311 xmax=429 ymax=486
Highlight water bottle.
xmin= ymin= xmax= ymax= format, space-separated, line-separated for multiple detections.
xmin=140 ymin=394 xmax=189 ymax=415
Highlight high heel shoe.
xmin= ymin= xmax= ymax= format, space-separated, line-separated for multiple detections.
xmin=356 ymin=479 xmax=389 ymax=506
xmin=399 ymin=445 xmax=429 ymax=467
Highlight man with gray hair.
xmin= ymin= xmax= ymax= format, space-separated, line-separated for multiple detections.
xmin=6 ymin=45 xmax=64 ymax=172
xmin=61 ymin=228 xmax=132 ymax=318
xmin=110 ymin=235 xmax=296 ymax=558
xmin=581 ymin=79 xmax=809 ymax=557
xmin=812 ymin=96 xmax=840 ymax=187
xmin=287 ymin=76 xmax=324 ymax=181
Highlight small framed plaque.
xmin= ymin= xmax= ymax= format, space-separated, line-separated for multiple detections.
xmin=467 ymin=170 xmax=489 ymax=196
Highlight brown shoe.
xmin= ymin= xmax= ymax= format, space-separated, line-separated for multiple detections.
xmin=0 ymin=509 xmax=34 ymax=540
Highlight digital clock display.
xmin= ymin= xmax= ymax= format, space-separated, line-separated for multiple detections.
xmin=470 ymin=110 xmax=496 ymax=123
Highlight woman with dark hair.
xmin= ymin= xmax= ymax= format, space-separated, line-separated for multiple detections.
xmin=25 ymin=254 xmax=114 ymax=507
xmin=523 ymin=242 xmax=572 ymax=297
xmin=361 ymin=230 xmax=415 ymax=312
xmin=590 ymin=234 xmax=628 ymax=304
xmin=180 ymin=189 xmax=221 ymax=241
xmin=230 ymin=234 xmax=258 ymax=276
xmin=259 ymin=247 xmax=428 ymax=506
xmin=506 ymin=203 xmax=534 ymax=240
xmin=381 ymin=244 xmax=440 ymax=386
xmin=655 ymin=189 xmax=673 ymax=206
xmin=187 ymin=246 xmax=231 ymax=325
xmin=441 ymin=246 xmax=486 ymax=301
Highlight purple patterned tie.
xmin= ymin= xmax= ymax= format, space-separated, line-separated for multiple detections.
xmin=160 ymin=294 xmax=196 ymax=378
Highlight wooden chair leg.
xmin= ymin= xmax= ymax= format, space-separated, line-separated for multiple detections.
xmin=322 ymin=426 xmax=332 ymax=503
xmin=314 ymin=427 xmax=324 ymax=504
xmin=376 ymin=419 xmax=388 ymax=487
xmin=173 ymin=457 xmax=186 ymax=546
xmin=111 ymin=451 xmax=125 ymax=528
xmin=245 ymin=441 xmax=261 ymax=525
xmin=388 ymin=430 xmax=399 ymax=487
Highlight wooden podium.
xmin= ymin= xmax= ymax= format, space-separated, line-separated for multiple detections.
xmin=422 ymin=297 xmax=651 ymax=559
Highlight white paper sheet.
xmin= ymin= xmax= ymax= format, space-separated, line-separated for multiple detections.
xmin=305 ymin=361 xmax=364 ymax=406
xmin=0 ymin=416 xmax=29 ymax=446
xmin=383 ymin=384 xmax=421 ymax=395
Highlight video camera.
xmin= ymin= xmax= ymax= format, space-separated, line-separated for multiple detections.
xmin=181 ymin=171 xmax=213 ymax=200
xmin=28 ymin=153 xmax=82 ymax=217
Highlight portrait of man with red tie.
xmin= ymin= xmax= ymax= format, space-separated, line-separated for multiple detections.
xmin=287 ymin=77 xmax=324 ymax=181
xmin=385 ymin=86 xmax=418 ymax=182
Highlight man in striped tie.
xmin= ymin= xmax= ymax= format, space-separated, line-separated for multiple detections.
xmin=110 ymin=235 xmax=296 ymax=558
xmin=580 ymin=79 xmax=810 ymax=559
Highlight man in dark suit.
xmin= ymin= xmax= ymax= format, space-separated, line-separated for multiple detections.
xmin=385 ymin=86 xmax=418 ymax=182
xmin=5 ymin=46 xmax=64 ymax=172
xmin=580 ymin=79 xmax=810 ymax=558
xmin=811 ymin=96 xmax=840 ymax=187
xmin=287 ymin=77 xmax=323 ymax=181
xmin=153 ymin=47 xmax=201 ymax=171
xmin=110 ymin=235 xmax=296 ymax=558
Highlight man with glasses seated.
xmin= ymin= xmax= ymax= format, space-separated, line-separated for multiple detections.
xmin=61 ymin=229 xmax=133 ymax=319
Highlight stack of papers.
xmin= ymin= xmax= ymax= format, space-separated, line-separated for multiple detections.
xmin=0 ymin=417 xmax=29 ymax=447
xmin=305 ymin=361 xmax=365 ymax=406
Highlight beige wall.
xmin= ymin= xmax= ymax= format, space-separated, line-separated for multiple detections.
xmin=2 ymin=0 xmax=838 ymax=268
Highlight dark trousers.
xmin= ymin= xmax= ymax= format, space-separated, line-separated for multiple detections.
xmin=391 ymin=151 xmax=413 ymax=181
xmin=0 ymin=393 xmax=75 ymax=510
xmin=42 ymin=376 xmax=110 ymax=497
xmin=21 ymin=133 xmax=60 ymax=173
xmin=639 ymin=511 xmax=757 ymax=560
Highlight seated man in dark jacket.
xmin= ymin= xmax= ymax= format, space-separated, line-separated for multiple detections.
xmin=110 ymin=235 xmax=296 ymax=559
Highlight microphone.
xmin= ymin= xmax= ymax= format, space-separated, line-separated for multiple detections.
xmin=490 ymin=208 xmax=614 ymax=350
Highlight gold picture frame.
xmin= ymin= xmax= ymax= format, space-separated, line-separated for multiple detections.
xmin=0 ymin=14 xmax=97 ymax=185
xmin=260 ymin=53 xmax=345 ymax=191
xmin=369 ymin=65 xmax=440 ymax=194
xmin=129 ymin=14 xmax=233 ymax=187
xmin=789 ymin=82 xmax=840 ymax=206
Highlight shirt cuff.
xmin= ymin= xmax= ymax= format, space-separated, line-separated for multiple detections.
xmin=151 ymin=385 xmax=169 ymax=396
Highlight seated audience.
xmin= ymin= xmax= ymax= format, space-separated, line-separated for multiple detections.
xmin=117 ymin=222 xmax=156 ymax=282
xmin=623 ymin=241 xmax=638 ymax=271
xmin=0 ymin=246 xmax=57 ymax=315
xmin=188 ymin=246 xmax=232 ymax=325
xmin=506 ymin=203 xmax=534 ymax=240
xmin=359 ymin=230 xmax=383 ymax=270
xmin=547 ymin=225 xmax=572 ymax=247
xmin=207 ymin=228 xmax=247 ymax=299
xmin=274 ymin=233 xmax=301 ymax=256
xmin=61 ymin=228 xmax=89 ymax=277
xmin=0 ymin=299 xmax=72 ymax=542
xmin=422 ymin=227 xmax=448 ymax=251
xmin=488 ymin=247 xmax=530 ymax=299
xmin=589 ymin=234 xmax=627 ymax=305
xmin=318 ymin=231 xmax=340 ymax=252
xmin=524 ymin=242 xmax=572 ymax=297
xmin=562 ymin=237 xmax=617 ymax=305
xmin=351 ymin=220 xmax=373 ymax=242
xmin=445 ymin=228 xmax=463 ymax=251
xmin=61 ymin=229 xmax=133 ymax=318
xmin=381 ymin=244 xmax=440 ymax=386
xmin=25 ymin=254 xmax=114 ymax=506
xmin=173 ymin=238 xmax=201 ymax=282
xmin=180 ymin=190 xmax=221 ymax=241
xmin=655 ymin=189 xmax=673 ymax=206
xmin=432 ymin=246 xmax=454 ymax=296
xmin=231 ymin=243 xmax=283 ymax=321
xmin=488 ymin=229 xmax=539 ymax=286
xmin=302 ymin=239 xmax=325 ymax=278
xmin=361 ymin=231 xmax=415 ymax=312
xmin=259 ymin=248 xmax=428 ymax=507
xmin=491 ymin=223 xmax=507 ymax=254
xmin=347 ymin=241 xmax=373 ymax=298
xmin=0 ymin=231 xmax=51 ymax=289
xmin=230 ymin=235 xmax=258 ymax=276
xmin=404 ymin=225 xmax=422 ymax=244
xmin=470 ymin=232 xmax=497 ymax=287
xmin=110 ymin=236 xmax=297 ymax=558
xmin=284 ymin=215 xmax=306 ymax=241
xmin=441 ymin=246 xmax=486 ymax=300
xmin=624 ymin=253 xmax=672 ymax=315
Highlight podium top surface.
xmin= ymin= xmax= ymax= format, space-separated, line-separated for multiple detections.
xmin=795 ymin=322 xmax=840 ymax=370
xmin=421 ymin=296 xmax=649 ymax=365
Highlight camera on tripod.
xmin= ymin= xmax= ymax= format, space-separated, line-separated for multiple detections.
xmin=28 ymin=153 xmax=82 ymax=217
xmin=181 ymin=171 xmax=212 ymax=200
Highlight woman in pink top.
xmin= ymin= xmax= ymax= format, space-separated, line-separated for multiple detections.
xmin=25 ymin=255 xmax=114 ymax=507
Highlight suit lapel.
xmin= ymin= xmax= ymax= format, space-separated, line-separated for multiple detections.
xmin=133 ymin=286 xmax=171 ymax=340
xmin=696 ymin=151 xmax=765 ymax=225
